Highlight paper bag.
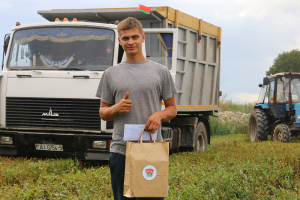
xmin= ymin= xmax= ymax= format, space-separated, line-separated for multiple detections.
xmin=124 ymin=131 xmax=169 ymax=198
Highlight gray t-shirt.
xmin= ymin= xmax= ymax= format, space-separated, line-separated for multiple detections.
xmin=96 ymin=60 xmax=177 ymax=155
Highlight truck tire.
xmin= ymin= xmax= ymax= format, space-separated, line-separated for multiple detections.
xmin=273 ymin=123 xmax=292 ymax=143
xmin=248 ymin=109 xmax=270 ymax=142
xmin=194 ymin=122 xmax=208 ymax=151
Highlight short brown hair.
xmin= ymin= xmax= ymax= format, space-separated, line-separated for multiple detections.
xmin=117 ymin=17 xmax=144 ymax=36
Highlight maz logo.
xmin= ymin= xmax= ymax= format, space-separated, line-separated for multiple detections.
xmin=42 ymin=108 xmax=59 ymax=117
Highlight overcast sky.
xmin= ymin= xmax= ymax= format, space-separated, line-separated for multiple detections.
xmin=1 ymin=0 xmax=300 ymax=103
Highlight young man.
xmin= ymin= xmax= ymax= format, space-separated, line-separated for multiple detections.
xmin=96 ymin=17 xmax=177 ymax=200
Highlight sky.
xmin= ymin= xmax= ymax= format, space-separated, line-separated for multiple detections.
xmin=1 ymin=0 xmax=300 ymax=103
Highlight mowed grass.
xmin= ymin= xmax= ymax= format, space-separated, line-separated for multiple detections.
xmin=0 ymin=158 xmax=112 ymax=199
xmin=2 ymin=102 xmax=296 ymax=199
xmin=169 ymin=135 xmax=300 ymax=199
xmin=2 ymin=134 xmax=300 ymax=199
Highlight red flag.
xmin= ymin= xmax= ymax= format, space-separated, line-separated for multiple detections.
xmin=137 ymin=4 xmax=151 ymax=14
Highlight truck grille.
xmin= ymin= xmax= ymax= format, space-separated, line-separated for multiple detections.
xmin=6 ymin=97 xmax=100 ymax=131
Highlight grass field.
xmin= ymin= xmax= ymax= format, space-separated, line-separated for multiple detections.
xmin=2 ymin=134 xmax=300 ymax=199
xmin=2 ymin=102 xmax=300 ymax=199
xmin=209 ymin=101 xmax=254 ymax=135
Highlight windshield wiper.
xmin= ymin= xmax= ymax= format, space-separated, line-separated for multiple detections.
xmin=57 ymin=68 xmax=82 ymax=70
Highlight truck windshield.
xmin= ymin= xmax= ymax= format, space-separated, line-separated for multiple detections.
xmin=277 ymin=77 xmax=300 ymax=103
xmin=257 ymin=85 xmax=267 ymax=104
xmin=7 ymin=27 xmax=114 ymax=71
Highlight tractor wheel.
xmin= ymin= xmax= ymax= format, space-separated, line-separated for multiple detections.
xmin=248 ymin=109 xmax=270 ymax=142
xmin=273 ymin=123 xmax=292 ymax=143
xmin=194 ymin=122 xmax=208 ymax=151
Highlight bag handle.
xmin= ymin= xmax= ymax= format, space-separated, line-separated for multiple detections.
xmin=139 ymin=130 xmax=155 ymax=143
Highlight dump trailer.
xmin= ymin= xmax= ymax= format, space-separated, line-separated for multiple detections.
xmin=0 ymin=7 xmax=221 ymax=160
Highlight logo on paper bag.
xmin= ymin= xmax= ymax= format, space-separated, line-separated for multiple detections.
xmin=142 ymin=165 xmax=157 ymax=181
xmin=146 ymin=169 xmax=154 ymax=177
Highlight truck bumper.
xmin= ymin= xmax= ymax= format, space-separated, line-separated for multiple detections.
xmin=0 ymin=130 xmax=111 ymax=160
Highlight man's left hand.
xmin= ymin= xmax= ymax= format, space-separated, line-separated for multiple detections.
xmin=144 ymin=112 xmax=162 ymax=134
xmin=144 ymin=96 xmax=177 ymax=134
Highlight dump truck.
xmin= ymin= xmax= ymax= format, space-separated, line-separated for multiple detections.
xmin=0 ymin=6 xmax=221 ymax=160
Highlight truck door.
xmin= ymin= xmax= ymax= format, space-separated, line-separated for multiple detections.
xmin=143 ymin=28 xmax=178 ymax=73
xmin=268 ymin=80 xmax=283 ymax=118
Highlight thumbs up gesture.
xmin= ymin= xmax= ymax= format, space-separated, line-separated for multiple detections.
xmin=123 ymin=92 xmax=129 ymax=100
xmin=116 ymin=92 xmax=132 ymax=113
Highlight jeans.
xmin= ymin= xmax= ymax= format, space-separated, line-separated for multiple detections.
xmin=109 ymin=152 xmax=165 ymax=200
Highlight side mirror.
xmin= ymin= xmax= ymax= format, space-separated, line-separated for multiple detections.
xmin=3 ymin=34 xmax=10 ymax=56
xmin=263 ymin=77 xmax=270 ymax=85
xmin=2 ymin=34 xmax=10 ymax=70
xmin=258 ymin=84 xmax=263 ymax=87
xmin=292 ymin=95 xmax=298 ymax=102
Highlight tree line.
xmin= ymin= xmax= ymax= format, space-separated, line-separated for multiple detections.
xmin=267 ymin=49 xmax=300 ymax=75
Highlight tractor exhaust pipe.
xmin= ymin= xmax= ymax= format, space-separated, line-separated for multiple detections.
xmin=289 ymin=73 xmax=292 ymax=111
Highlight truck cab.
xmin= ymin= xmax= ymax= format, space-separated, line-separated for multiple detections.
xmin=0 ymin=20 xmax=179 ymax=160
xmin=0 ymin=21 xmax=120 ymax=160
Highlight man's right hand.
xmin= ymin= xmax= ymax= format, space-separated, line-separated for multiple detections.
xmin=99 ymin=92 xmax=132 ymax=121
xmin=116 ymin=92 xmax=132 ymax=113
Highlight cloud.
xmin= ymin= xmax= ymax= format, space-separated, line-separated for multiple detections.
xmin=0 ymin=2 xmax=12 ymax=10
xmin=238 ymin=8 xmax=266 ymax=20
xmin=231 ymin=93 xmax=259 ymax=103
xmin=262 ymin=56 xmax=276 ymax=71
xmin=280 ymin=36 xmax=300 ymax=51
xmin=210 ymin=0 xmax=300 ymax=24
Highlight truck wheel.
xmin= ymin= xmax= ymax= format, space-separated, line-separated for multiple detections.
xmin=194 ymin=122 xmax=208 ymax=151
xmin=248 ymin=109 xmax=270 ymax=142
xmin=273 ymin=123 xmax=292 ymax=143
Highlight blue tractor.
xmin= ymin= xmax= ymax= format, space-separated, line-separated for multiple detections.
xmin=249 ymin=72 xmax=300 ymax=142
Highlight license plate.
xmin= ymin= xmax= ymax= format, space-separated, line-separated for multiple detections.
xmin=35 ymin=144 xmax=63 ymax=151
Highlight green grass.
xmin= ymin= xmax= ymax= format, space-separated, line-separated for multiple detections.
xmin=219 ymin=101 xmax=254 ymax=114
xmin=0 ymin=157 xmax=112 ymax=199
xmin=209 ymin=101 xmax=254 ymax=136
xmin=210 ymin=116 xmax=234 ymax=135
xmin=169 ymin=134 xmax=300 ymax=199
xmin=2 ymin=134 xmax=300 ymax=199
xmin=4 ymin=101 xmax=297 ymax=199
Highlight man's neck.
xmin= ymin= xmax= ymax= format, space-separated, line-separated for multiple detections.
xmin=125 ymin=53 xmax=147 ymax=63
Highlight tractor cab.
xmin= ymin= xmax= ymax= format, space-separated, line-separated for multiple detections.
xmin=257 ymin=73 xmax=300 ymax=118
xmin=249 ymin=72 xmax=300 ymax=143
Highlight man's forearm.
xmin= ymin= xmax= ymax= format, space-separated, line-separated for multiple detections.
xmin=159 ymin=105 xmax=177 ymax=122
xmin=99 ymin=105 xmax=119 ymax=121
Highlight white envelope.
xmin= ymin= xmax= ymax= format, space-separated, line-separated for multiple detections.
xmin=123 ymin=124 xmax=157 ymax=141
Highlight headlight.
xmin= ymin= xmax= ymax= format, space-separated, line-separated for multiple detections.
xmin=297 ymin=115 xmax=300 ymax=120
xmin=93 ymin=141 xmax=106 ymax=149
xmin=0 ymin=136 xmax=13 ymax=145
